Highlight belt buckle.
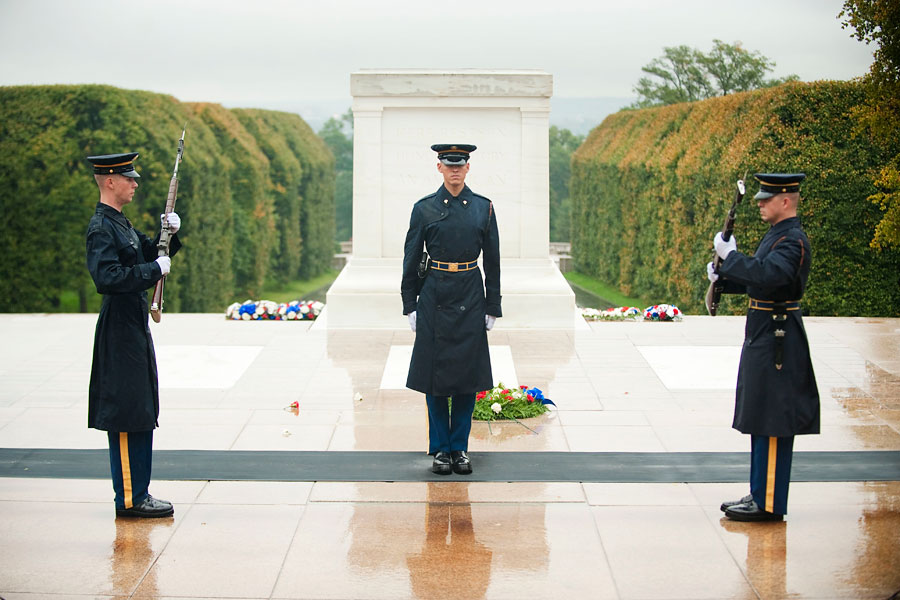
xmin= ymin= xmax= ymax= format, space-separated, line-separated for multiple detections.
xmin=448 ymin=263 xmax=458 ymax=272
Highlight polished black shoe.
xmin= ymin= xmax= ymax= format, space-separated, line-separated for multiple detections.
xmin=720 ymin=494 xmax=753 ymax=512
xmin=432 ymin=451 xmax=452 ymax=475
xmin=116 ymin=495 xmax=174 ymax=518
xmin=724 ymin=499 xmax=783 ymax=522
xmin=450 ymin=450 xmax=472 ymax=475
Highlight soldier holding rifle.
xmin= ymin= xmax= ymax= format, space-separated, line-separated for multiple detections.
xmin=707 ymin=173 xmax=820 ymax=522
xmin=85 ymin=151 xmax=182 ymax=518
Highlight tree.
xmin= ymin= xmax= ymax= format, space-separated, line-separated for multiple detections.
xmin=633 ymin=45 xmax=711 ymax=107
xmin=632 ymin=40 xmax=794 ymax=107
xmin=549 ymin=126 xmax=584 ymax=242
xmin=318 ymin=108 xmax=353 ymax=242
xmin=840 ymin=0 xmax=900 ymax=249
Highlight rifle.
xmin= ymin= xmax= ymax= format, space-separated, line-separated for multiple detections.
xmin=705 ymin=177 xmax=746 ymax=316
xmin=149 ymin=126 xmax=186 ymax=323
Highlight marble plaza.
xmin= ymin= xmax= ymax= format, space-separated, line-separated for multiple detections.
xmin=0 ymin=312 xmax=898 ymax=598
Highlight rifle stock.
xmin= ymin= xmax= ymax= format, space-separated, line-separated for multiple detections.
xmin=149 ymin=127 xmax=185 ymax=323
xmin=705 ymin=178 xmax=745 ymax=316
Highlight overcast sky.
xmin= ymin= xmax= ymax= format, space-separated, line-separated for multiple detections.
xmin=0 ymin=0 xmax=874 ymax=111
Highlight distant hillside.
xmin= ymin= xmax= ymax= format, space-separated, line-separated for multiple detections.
xmin=241 ymin=97 xmax=635 ymax=136
xmin=550 ymin=97 xmax=634 ymax=135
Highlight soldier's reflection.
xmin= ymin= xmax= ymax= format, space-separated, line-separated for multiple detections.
xmin=407 ymin=484 xmax=492 ymax=600
xmin=109 ymin=518 xmax=168 ymax=596
xmin=721 ymin=518 xmax=787 ymax=597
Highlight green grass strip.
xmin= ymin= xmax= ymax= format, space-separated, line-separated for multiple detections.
xmin=564 ymin=271 xmax=647 ymax=308
xmin=256 ymin=270 xmax=339 ymax=304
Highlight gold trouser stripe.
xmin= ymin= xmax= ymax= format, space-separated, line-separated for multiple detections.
xmin=766 ymin=437 xmax=777 ymax=513
xmin=119 ymin=432 xmax=133 ymax=509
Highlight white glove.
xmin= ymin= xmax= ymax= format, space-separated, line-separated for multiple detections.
xmin=706 ymin=262 xmax=719 ymax=283
xmin=408 ymin=311 xmax=416 ymax=332
xmin=485 ymin=315 xmax=496 ymax=331
xmin=714 ymin=232 xmax=737 ymax=260
xmin=161 ymin=212 xmax=181 ymax=234
xmin=156 ymin=256 xmax=171 ymax=275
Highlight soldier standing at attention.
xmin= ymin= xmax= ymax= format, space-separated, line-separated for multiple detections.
xmin=401 ymin=144 xmax=501 ymax=476
xmin=707 ymin=173 xmax=820 ymax=522
xmin=85 ymin=153 xmax=182 ymax=518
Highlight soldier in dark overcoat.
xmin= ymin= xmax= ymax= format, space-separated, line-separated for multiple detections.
xmin=401 ymin=144 xmax=501 ymax=475
xmin=707 ymin=172 xmax=820 ymax=521
xmin=85 ymin=152 xmax=182 ymax=518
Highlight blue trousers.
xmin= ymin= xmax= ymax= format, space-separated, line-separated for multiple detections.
xmin=107 ymin=430 xmax=153 ymax=510
xmin=426 ymin=394 xmax=476 ymax=454
xmin=750 ymin=435 xmax=794 ymax=515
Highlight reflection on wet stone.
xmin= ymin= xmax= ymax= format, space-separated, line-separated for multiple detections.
xmin=110 ymin=518 xmax=169 ymax=597
xmin=407 ymin=486 xmax=492 ymax=600
xmin=719 ymin=518 xmax=788 ymax=599
xmin=847 ymin=482 xmax=900 ymax=596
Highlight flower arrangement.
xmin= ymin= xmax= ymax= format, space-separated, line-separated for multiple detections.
xmin=642 ymin=304 xmax=683 ymax=321
xmin=581 ymin=306 xmax=642 ymax=321
xmin=225 ymin=299 xmax=324 ymax=321
xmin=472 ymin=383 xmax=555 ymax=421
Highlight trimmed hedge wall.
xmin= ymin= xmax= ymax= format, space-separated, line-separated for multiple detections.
xmin=0 ymin=84 xmax=334 ymax=312
xmin=571 ymin=81 xmax=900 ymax=316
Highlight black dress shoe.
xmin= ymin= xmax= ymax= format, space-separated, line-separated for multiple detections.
xmin=116 ymin=495 xmax=174 ymax=518
xmin=450 ymin=450 xmax=472 ymax=475
xmin=432 ymin=451 xmax=452 ymax=475
xmin=720 ymin=494 xmax=753 ymax=512
xmin=724 ymin=499 xmax=783 ymax=522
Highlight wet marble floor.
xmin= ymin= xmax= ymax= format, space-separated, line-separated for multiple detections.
xmin=0 ymin=313 xmax=898 ymax=599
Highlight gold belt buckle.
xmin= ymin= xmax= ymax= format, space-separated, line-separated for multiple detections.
xmin=448 ymin=263 xmax=458 ymax=272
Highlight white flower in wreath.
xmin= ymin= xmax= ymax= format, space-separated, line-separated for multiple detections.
xmin=491 ymin=402 xmax=502 ymax=414
xmin=225 ymin=302 xmax=240 ymax=319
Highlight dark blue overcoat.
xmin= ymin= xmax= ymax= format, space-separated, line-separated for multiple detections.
xmin=401 ymin=184 xmax=501 ymax=397
xmin=718 ymin=216 xmax=820 ymax=437
xmin=86 ymin=203 xmax=181 ymax=432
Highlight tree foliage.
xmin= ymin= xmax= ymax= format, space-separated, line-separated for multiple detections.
xmin=840 ymin=0 xmax=900 ymax=249
xmin=572 ymin=81 xmax=899 ymax=317
xmin=318 ymin=108 xmax=353 ymax=242
xmin=548 ymin=126 xmax=584 ymax=242
xmin=0 ymin=84 xmax=335 ymax=312
xmin=633 ymin=40 xmax=797 ymax=108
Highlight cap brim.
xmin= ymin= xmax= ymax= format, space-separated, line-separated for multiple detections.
xmin=121 ymin=169 xmax=141 ymax=178
xmin=754 ymin=190 xmax=774 ymax=200
xmin=439 ymin=157 xmax=467 ymax=166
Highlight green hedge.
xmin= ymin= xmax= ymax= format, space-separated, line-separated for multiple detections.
xmin=0 ymin=84 xmax=334 ymax=312
xmin=571 ymin=81 xmax=900 ymax=316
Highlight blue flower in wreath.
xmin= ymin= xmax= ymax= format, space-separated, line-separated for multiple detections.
xmin=526 ymin=387 xmax=555 ymax=407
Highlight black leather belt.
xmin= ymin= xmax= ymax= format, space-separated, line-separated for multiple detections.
xmin=431 ymin=260 xmax=478 ymax=272
xmin=748 ymin=298 xmax=801 ymax=311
